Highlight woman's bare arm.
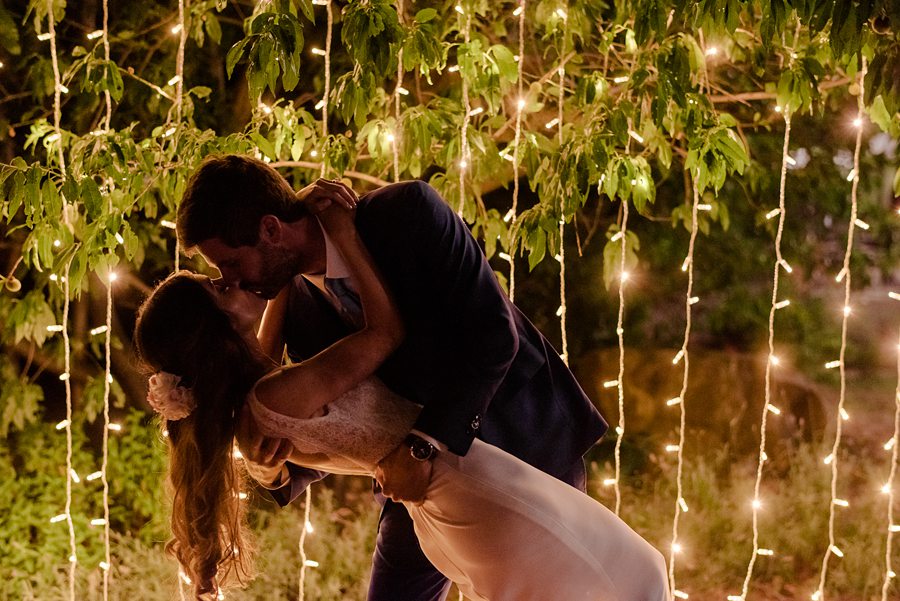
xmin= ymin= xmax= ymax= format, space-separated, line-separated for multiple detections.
xmin=253 ymin=204 xmax=404 ymax=418
xmin=257 ymin=285 xmax=289 ymax=363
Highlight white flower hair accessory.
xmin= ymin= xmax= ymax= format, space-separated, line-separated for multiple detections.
xmin=147 ymin=371 xmax=196 ymax=421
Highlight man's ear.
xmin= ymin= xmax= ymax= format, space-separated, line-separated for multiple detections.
xmin=258 ymin=215 xmax=282 ymax=244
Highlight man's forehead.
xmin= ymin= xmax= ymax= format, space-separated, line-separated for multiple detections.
xmin=197 ymin=238 xmax=252 ymax=266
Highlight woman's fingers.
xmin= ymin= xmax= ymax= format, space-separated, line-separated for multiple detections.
xmin=316 ymin=178 xmax=358 ymax=209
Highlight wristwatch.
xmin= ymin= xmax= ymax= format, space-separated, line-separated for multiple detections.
xmin=404 ymin=434 xmax=438 ymax=461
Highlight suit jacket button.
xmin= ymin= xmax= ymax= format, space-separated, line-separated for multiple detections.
xmin=468 ymin=415 xmax=481 ymax=433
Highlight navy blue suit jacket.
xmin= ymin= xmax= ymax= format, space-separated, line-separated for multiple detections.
xmin=270 ymin=181 xmax=607 ymax=505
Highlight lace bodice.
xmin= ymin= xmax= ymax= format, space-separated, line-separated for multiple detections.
xmin=247 ymin=377 xmax=422 ymax=475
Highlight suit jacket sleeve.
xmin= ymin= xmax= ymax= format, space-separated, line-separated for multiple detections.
xmin=266 ymin=465 xmax=328 ymax=508
xmin=359 ymin=181 xmax=518 ymax=456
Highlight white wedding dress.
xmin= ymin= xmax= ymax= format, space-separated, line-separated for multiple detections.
xmin=248 ymin=377 xmax=670 ymax=601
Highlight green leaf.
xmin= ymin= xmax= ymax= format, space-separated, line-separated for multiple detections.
xmin=225 ymin=37 xmax=251 ymax=78
xmin=205 ymin=14 xmax=222 ymax=45
xmin=415 ymin=8 xmax=438 ymax=23
xmin=189 ymin=86 xmax=212 ymax=99
xmin=7 ymin=291 xmax=56 ymax=346
xmin=490 ymin=45 xmax=518 ymax=84
xmin=81 ymin=178 xmax=103 ymax=221
xmin=0 ymin=7 xmax=21 ymax=55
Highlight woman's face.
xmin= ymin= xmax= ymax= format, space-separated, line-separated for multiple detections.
xmin=194 ymin=275 xmax=267 ymax=335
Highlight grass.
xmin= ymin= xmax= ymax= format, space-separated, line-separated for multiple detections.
xmin=5 ymin=417 xmax=899 ymax=600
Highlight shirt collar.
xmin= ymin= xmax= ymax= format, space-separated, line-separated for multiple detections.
xmin=317 ymin=217 xmax=352 ymax=280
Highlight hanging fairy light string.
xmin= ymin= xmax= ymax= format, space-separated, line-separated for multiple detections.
xmin=295 ymin=3 xmax=335 ymax=597
xmin=882 ymin=327 xmax=900 ymax=601
xmin=667 ymin=174 xmax=702 ymax=598
xmin=46 ymin=1 xmax=66 ymax=177
xmin=506 ymin=0 xmax=526 ymax=302
xmin=298 ymin=487 xmax=313 ymax=601
xmin=97 ymin=1 xmax=115 ymax=597
xmin=167 ymin=0 xmax=187 ymax=272
xmin=813 ymin=58 xmax=867 ymax=601
xmin=555 ymin=7 xmax=569 ymax=365
xmin=611 ymin=198 xmax=630 ymax=517
xmin=43 ymin=1 xmax=78 ymax=597
xmin=100 ymin=0 xmax=112 ymax=133
xmin=734 ymin=109 xmax=794 ymax=601
xmin=667 ymin=46 xmax=724 ymax=596
xmin=389 ymin=0 xmax=404 ymax=182
xmin=98 ymin=269 xmax=116 ymax=598
xmin=456 ymin=4 xmax=472 ymax=217
xmin=174 ymin=0 xmax=186 ymax=124
xmin=319 ymin=0 xmax=333 ymax=179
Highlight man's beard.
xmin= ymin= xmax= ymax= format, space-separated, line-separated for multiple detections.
xmin=247 ymin=243 xmax=301 ymax=299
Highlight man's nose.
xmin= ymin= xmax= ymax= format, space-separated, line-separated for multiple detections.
xmin=213 ymin=274 xmax=239 ymax=290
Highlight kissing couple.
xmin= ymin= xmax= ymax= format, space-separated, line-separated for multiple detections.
xmin=135 ymin=155 xmax=671 ymax=600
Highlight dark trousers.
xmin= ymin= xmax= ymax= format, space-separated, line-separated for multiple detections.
xmin=366 ymin=458 xmax=587 ymax=601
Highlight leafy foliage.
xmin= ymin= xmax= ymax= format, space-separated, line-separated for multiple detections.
xmin=0 ymin=0 xmax=897 ymax=595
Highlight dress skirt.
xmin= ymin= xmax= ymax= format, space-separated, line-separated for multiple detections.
xmin=406 ymin=439 xmax=671 ymax=601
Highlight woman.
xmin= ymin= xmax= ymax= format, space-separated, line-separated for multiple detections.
xmin=135 ymin=203 xmax=670 ymax=600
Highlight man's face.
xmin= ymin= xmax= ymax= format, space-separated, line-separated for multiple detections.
xmin=196 ymin=215 xmax=327 ymax=299
xmin=196 ymin=237 xmax=294 ymax=300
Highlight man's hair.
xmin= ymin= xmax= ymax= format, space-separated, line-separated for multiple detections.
xmin=177 ymin=154 xmax=310 ymax=250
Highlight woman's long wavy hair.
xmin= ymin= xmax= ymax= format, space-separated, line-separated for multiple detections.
xmin=134 ymin=272 xmax=268 ymax=598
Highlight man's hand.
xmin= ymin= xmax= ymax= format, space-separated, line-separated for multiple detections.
xmin=374 ymin=442 xmax=433 ymax=505
xmin=297 ymin=178 xmax=358 ymax=214
xmin=236 ymin=404 xmax=294 ymax=487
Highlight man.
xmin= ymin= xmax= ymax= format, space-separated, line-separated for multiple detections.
xmin=176 ymin=154 xmax=607 ymax=601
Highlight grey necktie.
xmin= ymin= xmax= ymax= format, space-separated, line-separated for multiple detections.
xmin=324 ymin=277 xmax=364 ymax=330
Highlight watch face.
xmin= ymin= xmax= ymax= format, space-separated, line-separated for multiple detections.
xmin=409 ymin=438 xmax=435 ymax=461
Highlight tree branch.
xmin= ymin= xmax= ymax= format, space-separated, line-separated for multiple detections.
xmin=269 ymin=161 xmax=391 ymax=188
